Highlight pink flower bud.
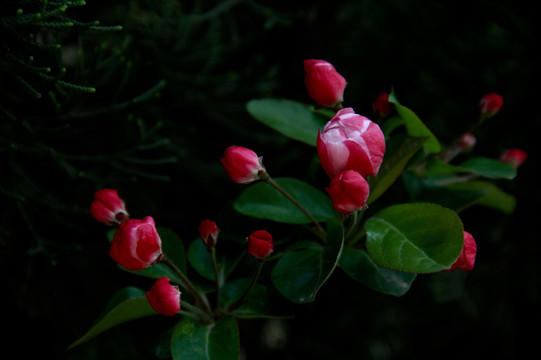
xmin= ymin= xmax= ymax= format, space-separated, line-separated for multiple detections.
xmin=500 ymin=148 xmax=527 ymax=168
xmin=247 ymin=230 xmax=274 ymax=259
xmin=304 ymin=59 xmax=347 ymax=108
xmin=479 ymin=93 xmax=503 ymax=118
xmin=326 ymin=170 xmax=370 ymax=214
xmin=317 ymin=107 xmax=386 ymax=179
xmin=446 ymin=231 xmax=477 ymax=272
xmin=220 ymin=146 xmax=265 ymax=184
xmin=372 ymin=92 xmax=392 ymax=118
xmin=146 ymin=277 xmax=181 ymax=316
xmin=199 ymin=219 xmax=219 ymax=248
xmin=458 ymin=133 xmax=476 ymax=150
xmin=109 ymin=216 xmax=163 ymax=271
xmin=89 ymin=189 xmax=129 ymax=225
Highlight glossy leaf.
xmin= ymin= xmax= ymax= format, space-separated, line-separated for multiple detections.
xmin=388 ymin=93 xmax=441 ymax=153
xmin=187 ymin=238 xmax=243 ymax=283
xmin=68 ymin=287 xmax=157 ymax=350
xmin=446 ymin=180 xmax=517 ymax=214
xmin=339 ymin=247 xmax=416 ymax=296
xmin=368 ymin=135 xmax=427 ymax=204
xmin=171 ymin=316 xmax=239 ymax=360
xmin=271 ymin=219 xmax=344 ymax=303
xmin=234 ymin=177 xmax=336 ymax=224
xmin=458 ymin=157 xmax=516 ymax=179
xmin=246 ymin=98 xmax=331 ymax=146
xmin=365 ymin=203 xmax=463 ymax=273
xmin=221 ymin=279 xmax=288 ymax=319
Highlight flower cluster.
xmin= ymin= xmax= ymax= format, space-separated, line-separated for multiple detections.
xmin=309 ymin=61 xmax=386 ymax=214
xmin=75 ymin=58 xmax=526 ymax=357
xmin=89 ymin=187 xmax=275 ymax=316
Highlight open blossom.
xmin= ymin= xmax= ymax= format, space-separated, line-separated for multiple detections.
xmin=221 ymin=146 xmax=265 ymax=184
xmin=247 ymin=230 xmax=274 ymax=259
xmin=304 ymin=59 xmax=347 ymax=108
xmin=500 ymin=148 xmax=527 ymax=168
xmin=479 ymin=93 xmax=503 ymax=118
xmin=89 ymin=189 xmax=129 ymax=225
xmin=326 ymin=170 xmax=370 ymax=214
xmin=317 ymin=107 xmax=385 ymax=179
xmin=146 ymin=277 xmax=181 ymax=316
xmin=199 ymin=219 xmax=219 ymax=249
xmin=446 ymin=231 xmax=477 ymax=272
xmin=109 ymin=216 xmax=163 ymax=271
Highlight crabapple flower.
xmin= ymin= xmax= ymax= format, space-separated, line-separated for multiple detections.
xmin=199 ymin=219 xmax=219 ymax=249
xmin=326 ymin=170 xmax=370 ymax=214
xmin=372 ymin=92 xmax=392 ymax=118
xmin=317 ymin=107 xmax=386 ymax=179
xmin=446 ymin=231 xmax=477 ymax=272
xmin=146 ymin=277 xmax=181 ymax=316
xmin=479 ymin=93 xmax=503 ymax=118
xmin=304 ymin=59 xmax=347 ymax=108
xmin=89 ymin=189 xmax=129 ymax=225
xmin=458 ymin=132 xmax=477 ymax=150
xmin=500 ymin=148 xmax=527 ymax=168
xmin=221 ymin=146 xmax=265 ymax=184
xmin=109 ymin=216 xmax=163 ymax=271
xmin=247 ymin=230 xmax=274 ymax=259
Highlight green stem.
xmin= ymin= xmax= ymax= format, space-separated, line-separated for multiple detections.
xmin=261 ymin=172 xmax=326 ymax=237
xmin=162 ymin=255 xmax=211 ymax=315
xmin=181 ymin=300 xmax=215 ymax=324
xmin=227 ymin=259 xmax=264 ymax=312
xmin=210 ymin=246 xmax=221 ymax=312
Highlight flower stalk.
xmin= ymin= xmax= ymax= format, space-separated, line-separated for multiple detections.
xmin=260 ymin=171 xmax=326 ymax=236
xmin=227 ymin=259 xmax=264 ymax=312
xmin=162 ymin=255 xmax=212 ymax=315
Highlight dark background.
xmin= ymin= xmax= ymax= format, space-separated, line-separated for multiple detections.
xmin=2 ymin=1 xmax=539 ymax=359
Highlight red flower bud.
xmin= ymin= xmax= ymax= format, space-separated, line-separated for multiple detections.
xmin=304 ymin=59 xmax=347 ymax=108
xmin=458 ymin=133 xmax=477 ymax=150
xmin=247 ymin=230 xmax=274 ymax=259
xmin=199 ymin=219 xmax=219 ymax=248
xmin=326 ymin=170 xmax=370 ymax=214
xmin=146 ymin=277 xmax=181 ymax=316
xmin=317 ymin=107 xmax=386 ymax=179
xmin=220 ymin=146 xmax=265 ymax=184
xmin=89 ymin=189 xmax=129 ymax=225
xmin=372 ymin=92 xmax=392 ymax=118
xmin=446 ymin=231 xmax=477 ymax=272
xmin=479 ymin=93 xmax=503 ymax=118
xmin=109 ymin=216 xmax=163 ymax=271
xmin=500 ymin=148 xmax=527 ymax=168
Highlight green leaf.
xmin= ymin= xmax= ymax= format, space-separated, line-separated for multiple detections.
xmin=446 ymin=180 xmax=517 ymax=214
xmin=68 ymin=287 xmax=157 ymax=350
xmin=388 ymin=93 xmax=441 ymax=153
xmin=365 ymin=203 xmax=463 ymax=273
xmin=187 ymin=239 xmax=243 ymax=283
xmin=380 ymin=115 xmax=405 ymax=137
xmin=160 ymin=227 xmax=187 ymax=274
xmin=234 ymin=177 xmax=336 ymax=224
xmin=220 ymin=279 xmax=289 ymax=319
xmin=458 ymin=157 xmax=517 ymax=179
xmin=171 ymin=317 xmax=239 ymax=360
xmin=339 ymin=247 xmax=416 ymax=296
xmin=368 ymin=135 xmax=427 ymax=204
xmin=246 ymin=98 xmax=331 ymax=146
xmin=271 ymin=219 xmax=344 ymax=303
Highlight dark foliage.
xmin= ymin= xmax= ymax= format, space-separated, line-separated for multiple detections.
xmin=2 ymin=1 xmax=539 ymax=359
